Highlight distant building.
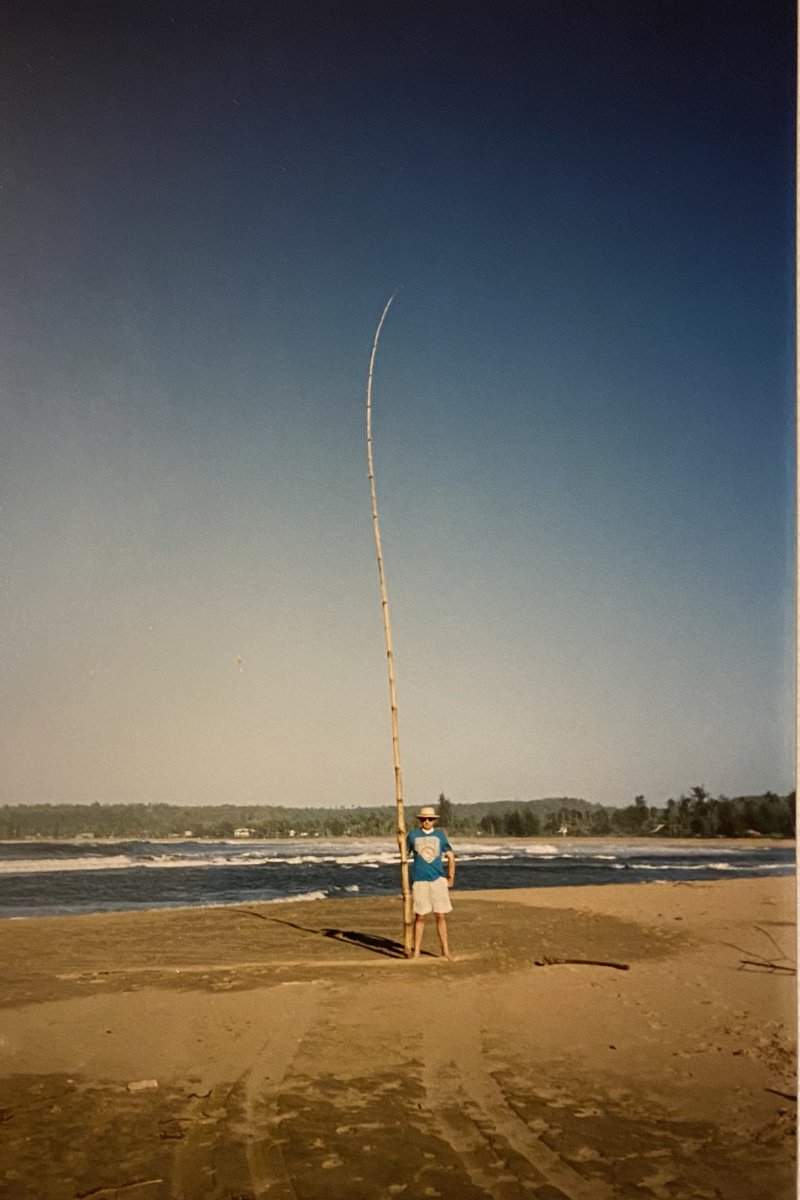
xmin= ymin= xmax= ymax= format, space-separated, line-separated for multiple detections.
xmin=233 ymin=827 xmax=254 ymax=838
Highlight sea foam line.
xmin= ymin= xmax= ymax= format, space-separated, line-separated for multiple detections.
xmin=0 ymin=850 xmax=402 ymax=875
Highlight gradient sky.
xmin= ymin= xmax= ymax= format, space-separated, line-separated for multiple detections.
xmin=1 ymin=1 xmax=795 ymax=810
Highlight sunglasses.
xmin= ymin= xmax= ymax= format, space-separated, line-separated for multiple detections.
xmin=420 ymin=817 xmax=435 ymax=822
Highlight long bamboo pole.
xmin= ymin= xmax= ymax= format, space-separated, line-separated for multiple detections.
xmin=365 ymin=293 xmax=413 ymax=957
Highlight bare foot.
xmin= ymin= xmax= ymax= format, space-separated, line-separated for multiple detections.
xmin=442 ymin=952 xmax=455 ymax=963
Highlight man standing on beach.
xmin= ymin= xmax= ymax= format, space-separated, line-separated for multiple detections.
xmin=407 ymin=805 xmax=455 ymax=961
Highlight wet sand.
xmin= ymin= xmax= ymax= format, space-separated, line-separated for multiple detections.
xmin=0 ymin=875 xmax=795 ymax=1199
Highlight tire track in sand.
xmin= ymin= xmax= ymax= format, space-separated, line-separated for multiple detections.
xmin=420 ymin=990 xmax=615 ymax=1200
xmin=170 ymin=982 xmax=322 ymax=1200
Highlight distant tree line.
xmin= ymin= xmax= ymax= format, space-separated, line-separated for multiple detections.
xmin=0 ymin=787 xmax=793 ymax=841
xmin=0 ymin=802 xmax=396 ymax=841
xmin=469 ymin=787 xmax=795 ymax=839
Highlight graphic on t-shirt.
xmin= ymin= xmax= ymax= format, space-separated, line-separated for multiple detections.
xmin=416 ymin=835 xmax=440 ymax=864
xmin=407 ymin=827 xmax=451 ymax=883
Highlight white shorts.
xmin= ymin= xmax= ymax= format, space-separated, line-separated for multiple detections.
xmin=412 ymin=877 xmax=452 ymax=915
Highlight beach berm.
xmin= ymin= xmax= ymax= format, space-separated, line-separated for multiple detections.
xmin=0 ymin=876 xmax=794 ymax=1199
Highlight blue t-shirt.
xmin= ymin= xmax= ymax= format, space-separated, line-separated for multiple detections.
xmin=407 ymin=827 xmax=452 ymax=883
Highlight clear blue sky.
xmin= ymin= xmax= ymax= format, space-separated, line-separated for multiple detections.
xmin=1 ymin=1 xmax=794 ymax=809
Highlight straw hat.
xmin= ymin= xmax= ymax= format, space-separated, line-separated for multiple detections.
xmin=416 ymin=806 xmax=439 ymax=820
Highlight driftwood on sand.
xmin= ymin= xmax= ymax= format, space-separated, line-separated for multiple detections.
xmin=725 ymin=925 xmax=797 ymax=975
xmin=534 ymin=956 xmax=631 ymax=970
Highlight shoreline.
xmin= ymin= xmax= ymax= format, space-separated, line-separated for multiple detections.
xmin=0 ymin=876 xmax=795 ymax=1199
xmin=1 ymin=838 xmax=793 ymax=924
xmin=1 ymin=847 xmax=794 ymax=926
xmin=1 ymin=833 xmax=794 ymax=845
xmin=1 ymin=863 xmax=796 ymax=925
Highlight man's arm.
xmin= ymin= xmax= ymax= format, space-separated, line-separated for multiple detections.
xmin=444 ymin=850 xmax=455 ymax=888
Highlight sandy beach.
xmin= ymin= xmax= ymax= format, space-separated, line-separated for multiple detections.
xmin=0 ymin=875 xmax=795 ymax=1200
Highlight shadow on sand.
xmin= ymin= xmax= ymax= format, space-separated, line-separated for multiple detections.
xmin=236 ymin=906 xmax=430 ymax=959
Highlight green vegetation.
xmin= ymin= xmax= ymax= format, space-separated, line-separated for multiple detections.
xmin=445 ymin=788 xmax=794 ymax=839
xmin=0 ymin=787 xmax=793 ymax=840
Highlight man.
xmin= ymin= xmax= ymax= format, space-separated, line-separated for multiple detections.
xmin=406 ymin=804 xmax=455 ymax=961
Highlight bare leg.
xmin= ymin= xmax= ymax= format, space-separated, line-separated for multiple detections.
xmin=435 ymin=913 xmax=454 ymax=962
xmin=412 ymin=914 xmax=426 ymax=958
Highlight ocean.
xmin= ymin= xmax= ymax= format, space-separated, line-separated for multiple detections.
xmin=0 ymin=837 xmax=793 ymax=919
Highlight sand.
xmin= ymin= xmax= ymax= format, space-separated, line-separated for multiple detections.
xmin=0 ymin=875 xmax=795 ymax=1200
